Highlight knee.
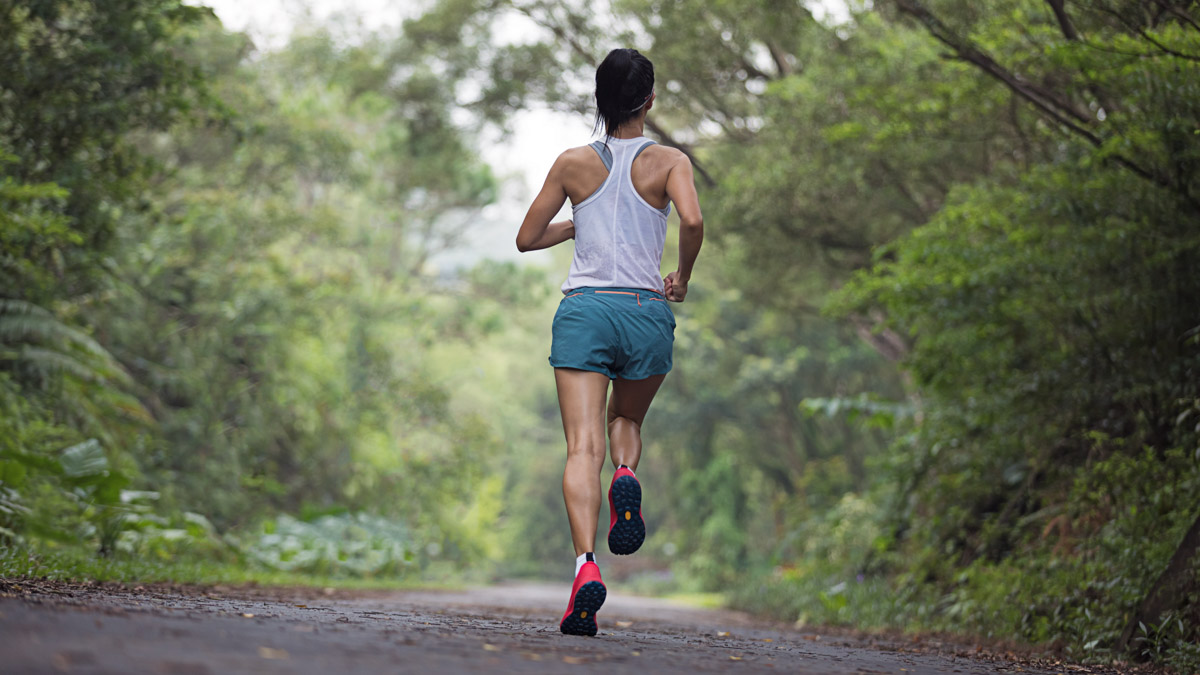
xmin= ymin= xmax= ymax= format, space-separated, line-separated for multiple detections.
xmin=607 ymin=414 xmax=641 ymax=436
xmin=566 ymin=435 xmax=606 ymax=463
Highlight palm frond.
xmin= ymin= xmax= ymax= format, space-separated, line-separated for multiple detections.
xmin=0 ymin=300 xmax=132 ymax=385
xmin=0 ymin=299 xmax=115 ymax=363
xmin=5 ymin=346 xmax=117 ymax=385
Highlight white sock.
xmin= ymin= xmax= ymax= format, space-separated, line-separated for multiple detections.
xmin=575 ymin=552 xmax=595 ymax=577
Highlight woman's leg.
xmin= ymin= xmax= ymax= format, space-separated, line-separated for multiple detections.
xmin=554 ymin=368 xmax=612 ymax=556
xmin=607 ymin=374 xmax=666 ymax=470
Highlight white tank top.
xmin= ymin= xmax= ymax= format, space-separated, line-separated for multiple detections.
xmin=562 ymin=136 xmax=671 ymax=294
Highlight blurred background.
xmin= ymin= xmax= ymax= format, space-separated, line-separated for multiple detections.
xmin=1 ymin=0 xmax=1198 ymax=669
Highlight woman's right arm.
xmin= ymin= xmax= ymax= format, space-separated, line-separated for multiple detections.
xmin=516 ymin=153 xmax=571 ymax=252
xmin=663 ymin=154 xmax=704 ymax=302
xmin=519 ymin=219 xmax=575 ymax=251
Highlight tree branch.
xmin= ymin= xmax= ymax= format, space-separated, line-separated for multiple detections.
xmin=1136 ymin=25 xmax=1200 ymax=61
xmin=736 ymin=55 xmax=773 ymax=81
xmin=513 ymin=3 xmax=717 ymax=188
xmin=891 ymin=0 xmax=1187 ymax=206
xmin=1117 ymin=508 xmax=1200 ymax=653
xmin=644 ymin=117 xmax=716 ymax=188
xmin=897 ymin=0 xmax=1091 ymax=125
xmin=766 ymin=41 xmax=794 ymax=77
xmin=1045 ymin=0 xmax=1080 ymax=40
xmin=850 ymin=312 xmax=909 ymax=362
xmin=1096 ymin=3 xmax=1200 ymax=60
xmin=1149 ymin=0 xmax=1200 ymax=32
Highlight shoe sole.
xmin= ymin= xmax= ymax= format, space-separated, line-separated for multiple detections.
xmin=608 ymin=475 xmax=645 ymax=555
xmin=560 ymin=581 xmax=606 ymax=636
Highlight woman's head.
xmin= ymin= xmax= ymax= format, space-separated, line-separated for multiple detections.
xmin=594 ymin=48 xmax=655 ymax=139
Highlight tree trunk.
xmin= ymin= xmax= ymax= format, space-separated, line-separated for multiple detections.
xmin=1116 ymin=508 xmax=1200 ymax=653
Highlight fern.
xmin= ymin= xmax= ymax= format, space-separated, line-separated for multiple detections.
xmin=0 ymin=299 xmax=132 ymax=384
xmin=0 ymin=299 xmax=149 ymax=442
xmin=0 ymin=299 xmax=116 ymax=362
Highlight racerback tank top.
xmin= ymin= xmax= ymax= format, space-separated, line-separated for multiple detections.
xmin=562 ymin=136 xmax=671 ymax=294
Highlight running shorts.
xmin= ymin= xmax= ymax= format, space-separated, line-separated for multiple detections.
xmin=549 ymin=287 xmax=675 ymax=380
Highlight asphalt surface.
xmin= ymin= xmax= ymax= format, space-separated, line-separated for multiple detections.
xmin=0 ymin=578 xmax=1126 ymax=674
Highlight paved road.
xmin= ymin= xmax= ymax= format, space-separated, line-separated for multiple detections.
xmin=0 ymin=578 xmax=1112 ymax=674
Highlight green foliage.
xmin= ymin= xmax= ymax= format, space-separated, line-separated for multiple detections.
xmin=2 ymin=3 xmax=510 ymax=581
xmin=5 ymin=1 xmax=1200 ymax=671
xmin=245 ymin=514 xmax=416 ymax=578
xmin=0 ymin=0 xmax=210 ymax=301
xmin=818 ymin=2 xmax=1200 ymax=668
xmin=0 ymin=543 xmax=440 ymax=590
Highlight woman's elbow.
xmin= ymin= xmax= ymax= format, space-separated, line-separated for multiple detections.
xmin=515 ymin=235 xmax=532 ymax=253
xmin=680 ymin=217 xmax=704 ymax=234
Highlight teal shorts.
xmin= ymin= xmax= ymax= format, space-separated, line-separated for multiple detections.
xmin=549 ymin=287 xmax=675 ymax=380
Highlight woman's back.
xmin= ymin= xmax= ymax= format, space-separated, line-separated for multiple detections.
xmin=558 ymin=139 xmax=680 ymax=210
xmin=561 ymin=136 xmax=681 ymax=293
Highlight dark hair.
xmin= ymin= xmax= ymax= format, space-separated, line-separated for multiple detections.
xmin=593 ymin=48 xmax=655 ymax=141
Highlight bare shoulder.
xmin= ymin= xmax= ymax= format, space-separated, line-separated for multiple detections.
xmin=636 ymin=143 xmax=688 ymax=175
xmin=558 ymin=145 xmax=599 ymax=165
xmin=652 ymin=143 xmax=687 ymax=159
xmin=646 ymin=144 xmax=690 ymax=170
xmin=544 ymin=145 xmax=597 ymax=176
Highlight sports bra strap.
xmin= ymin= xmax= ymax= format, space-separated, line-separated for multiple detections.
xmin=631 ymin=139 xmax=656 ymax=163
xmin=588 ymin=141 xmax=613 ymax=171
xmin=589 ymin=139 xmax=656 ymax=171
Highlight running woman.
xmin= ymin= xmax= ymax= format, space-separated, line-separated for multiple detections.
xmin=515 ymin=48 xmax=705 ymax=637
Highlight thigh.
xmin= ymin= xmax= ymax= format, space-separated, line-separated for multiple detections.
xmin=554 ymin=368 xmax=612 ymax=441
xmin=607 ymin=374 xmax=666 ymax=426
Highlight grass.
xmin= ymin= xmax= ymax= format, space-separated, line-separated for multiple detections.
xmin=661 ymin=591 xmax=725 ymax=609
xmin=0 ymin=544 xmax=463 ymax=591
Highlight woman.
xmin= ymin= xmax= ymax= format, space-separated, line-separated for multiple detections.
xmin=515 ymin=47 xmax=704 ymax=637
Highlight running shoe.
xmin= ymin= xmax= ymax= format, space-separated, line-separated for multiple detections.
xmin=607 ymin=466 xmax=645 ymax=555
xmin=559 ymin=560 xmax=606 ymax=636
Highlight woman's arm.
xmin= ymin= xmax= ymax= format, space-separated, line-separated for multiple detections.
xmin=516 ymin=154 xmax=571 ymax=252
xmin=663 ymin=154 xmax=704 ymax=302
xmin=519 ymin=219 xmax=575 ymax=252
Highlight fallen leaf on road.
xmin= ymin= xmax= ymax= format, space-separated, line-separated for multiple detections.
xmin=730 ymin=655 xmax=743 ymax=661
xmin=241 ymin=613 xmax=254 ymax=618
xmin=521 ymin=652 xmax=542 ymax=661
xmin=562 ymin=656 xmax=586 ymax=665
xmin=294 ymin=604 xmax=307 ymax=608
xmin=257 ymin=647 xmax=289 ymax=660
xmin=616 ymin=621 xmax=633 ymax=628
xmin=762 ymin=638 xmax=774 ymax=642
xmin=718 ymin=631 xmax=732 ymax=637
xmin=630 ymin=651 xmax=641 ymax=656
xmin=482 ymin=644 xmax=501 ymax=652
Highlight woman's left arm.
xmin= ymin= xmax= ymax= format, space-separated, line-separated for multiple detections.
xmin=516 ymin=153 xmax=571 ymax=252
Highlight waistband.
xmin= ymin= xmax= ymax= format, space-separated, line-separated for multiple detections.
xmin=563 ymin=287 xmax=666 ymax=305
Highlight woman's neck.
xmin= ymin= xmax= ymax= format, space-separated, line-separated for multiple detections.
xmin=610 ymin=118 xmax=646 ymax=139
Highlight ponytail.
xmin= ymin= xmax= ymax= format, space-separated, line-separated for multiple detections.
xmin=593 ymin=48 xmax=655 ymax=142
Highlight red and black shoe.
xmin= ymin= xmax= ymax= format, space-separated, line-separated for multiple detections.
xmin=607 ymin=465 xmax=645 ymax=555
xmin=560 ymin=557 xmax=606 ymax=636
